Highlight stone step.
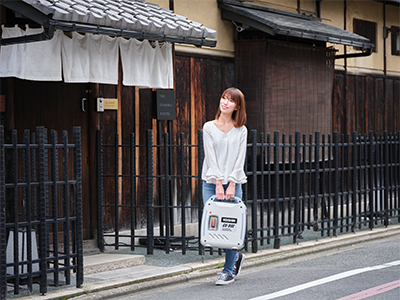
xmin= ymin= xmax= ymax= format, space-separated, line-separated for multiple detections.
xmin=83 ymin=253 xmax=145 ymax=275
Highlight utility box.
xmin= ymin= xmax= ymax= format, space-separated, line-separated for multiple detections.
xmin=97 ymin=98 xmax=104 ymax=112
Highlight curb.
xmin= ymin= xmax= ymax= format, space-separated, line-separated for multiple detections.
xmin=83 ymin=254 xmax=146 ymax=275
xmin=15 ymin=224 xmax=400 ymax=300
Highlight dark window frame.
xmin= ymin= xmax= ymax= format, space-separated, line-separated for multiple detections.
xmin=391 ymin=26 xmax=400 ymax=56
xmin=353 ymin=18 xmax=377 ymax=52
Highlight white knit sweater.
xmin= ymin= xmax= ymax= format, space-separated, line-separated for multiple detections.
xmin=201 ymin=121 xmax=248 ymax=184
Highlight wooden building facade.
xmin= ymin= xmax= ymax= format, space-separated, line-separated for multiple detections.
xmin=333 ymin=71 xmax=400 ymax=135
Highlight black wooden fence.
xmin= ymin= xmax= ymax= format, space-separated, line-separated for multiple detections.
xmin=0 ymin=126 xmax=83 ymax=299
xmin=97 ymin=129 xmax=400 ymax=255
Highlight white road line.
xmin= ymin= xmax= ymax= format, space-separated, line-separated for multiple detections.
xmin=248 ymin=260 xmax=400 ymax=300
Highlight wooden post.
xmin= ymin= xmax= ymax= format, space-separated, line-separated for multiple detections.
xmin=135 ymin=88 xmax=140 ymax=177
xmin=88 ymin=83 xmax=100 ymax=239
xmin=190 ymin=58 xmax=196 ymax=198
xmin=117 ymin=63 xmax=123 ymax=216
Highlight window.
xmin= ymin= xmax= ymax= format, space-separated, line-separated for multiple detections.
xmin=391 ymin=26 xmax=400 ymax=56
xmin=353 ymin=18 xmax=376 ymax=52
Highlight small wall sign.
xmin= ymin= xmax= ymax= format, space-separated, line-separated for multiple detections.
xmin=103 ymin=98 xmax=118 ymax=110
xmin=154 ymin=90 xmax=176 ymax=120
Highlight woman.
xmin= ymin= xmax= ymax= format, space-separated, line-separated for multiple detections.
xmin=202 ymin=87 xmax=247 ymax=285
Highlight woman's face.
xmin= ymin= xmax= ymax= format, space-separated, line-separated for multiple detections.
xmin=219 ymin=94 xmax=237 ymax=116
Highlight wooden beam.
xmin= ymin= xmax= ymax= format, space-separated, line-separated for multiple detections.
xmin=88 ymin=82 xmax=100 ymax=239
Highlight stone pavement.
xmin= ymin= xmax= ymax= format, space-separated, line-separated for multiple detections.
xmin=9 ymin=223 xmax=400 ymax=300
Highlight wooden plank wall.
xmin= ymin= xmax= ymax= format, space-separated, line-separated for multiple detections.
xmin=333 ymin=73 xmax=400 ymax=135
xmin=100 ymin=53 xmax=234 ymax=230
xmin=98 ymin=84 xmax=118 ymax=231
xmin=8 ymin=79 xmax=92 ymax=239
xmin=173 ymin=54 xmax=234 ymax=224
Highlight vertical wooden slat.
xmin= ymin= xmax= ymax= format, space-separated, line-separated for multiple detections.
xmin=50 ymin=131 xmax=59 ymax=286
xmin=386 ymin=79 xmax=394 ymax=133
xmin=175 ymin=56 xmax=190 ymax=223
xmin=375 ymin=78 xmax=385 ymax=132
xmin=294 ymin=132 xmax=301 ymax=243
xmin=138 ymin=89 xmax=152 ymax=227
xmin=251 ymin=130 xmax=259 ymax=251
xmin=89 ymin=82 xmax=100 ymax=240
xmin=146 ymin=129 xmax=154 ymax=254
xmin=22 ymin=130 xmax=33 ymax=291
xmin=197 ymin=129 xmax=204 ymax=255
xmin=130 ymin=133 xmax=136 ymax=251
xmin=333 ymin=73 xmax=345 ymax=133
xmin=368 ymin=131 xmax=375 ymax=229
xmin=73 ymin=126 xmax=84 ymax=288
xmin=134 ymin=88 xmax=140 ymax=229
xmin=190 ymin=57 xmax=204 ymax=209
xmin=351 ymin=131 xmax=358 ymax=231
xmin=320 ymin=134 xmax=326 ymax=232
xmin=117 ymin=64 xmax=123 ymax=225
xmin=121 ymin=85 xmax=135 ymax=226
xmin=347 ymin=75 xmax=356 ymax=133
xmin=37 ymin=126 xmax=48 ymax=295
xmin=273 ymin=131 xmax=280 ymax=248
xmin=11 ymin=130 xmax=19 ymax=292
xmin=356 ymin=76 xmax=366 ymax=133
xmin=191 ymin=57 xmax=196 ymax=207
xmin=180 ymin=133 xmax=186 ymax=254
xmin=114 ymin=132 xmax=119 ymax=249
xmin=314 ymin=132 xmax=320 ymax=226
xmin=63 ymin=131 xmax=71 ymax=281
xmin=366 ymin=76 xmax=374 ymax=132
xmin=333 ymin=132 xmax=339 ymax=236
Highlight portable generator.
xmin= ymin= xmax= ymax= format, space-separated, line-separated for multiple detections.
xmin=200 ymin=195 xmax=246 ymax=250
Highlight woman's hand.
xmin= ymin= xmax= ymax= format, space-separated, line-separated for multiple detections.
xmin=215 ymin=180 xmax=225 ymax=200
xmin=225 ymin=182 xmax=236 ymax=200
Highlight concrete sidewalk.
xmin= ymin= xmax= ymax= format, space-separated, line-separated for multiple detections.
xmin=9 ymin=224 xmax=400 ymax=300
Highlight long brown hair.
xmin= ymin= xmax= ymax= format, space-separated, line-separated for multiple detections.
xmin=215 ymin=87 xmax=247 ymax=127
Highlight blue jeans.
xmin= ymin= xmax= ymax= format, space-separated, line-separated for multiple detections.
xmin=202 ymin=181 xmax=242 ymax=275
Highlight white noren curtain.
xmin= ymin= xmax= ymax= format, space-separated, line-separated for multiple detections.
xmin=0 ymin=26 xmax=173 ymax=88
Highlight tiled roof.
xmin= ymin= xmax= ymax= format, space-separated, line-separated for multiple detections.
xmin=219 ymin=0 xmax=373 ymax=49
xmin=21 ymin=0 xmax=217 ymax=46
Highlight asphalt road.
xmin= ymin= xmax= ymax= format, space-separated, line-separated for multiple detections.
xmin=111 ymin=235 xmax=400 ymax=300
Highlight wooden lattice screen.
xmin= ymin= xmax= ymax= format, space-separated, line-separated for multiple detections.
xmin=265 ymin=40 xmax=336 ymax=138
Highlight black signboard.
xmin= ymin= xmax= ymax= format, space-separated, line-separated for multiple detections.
xmin=154 ymin=90 xmax=176 ymax=120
